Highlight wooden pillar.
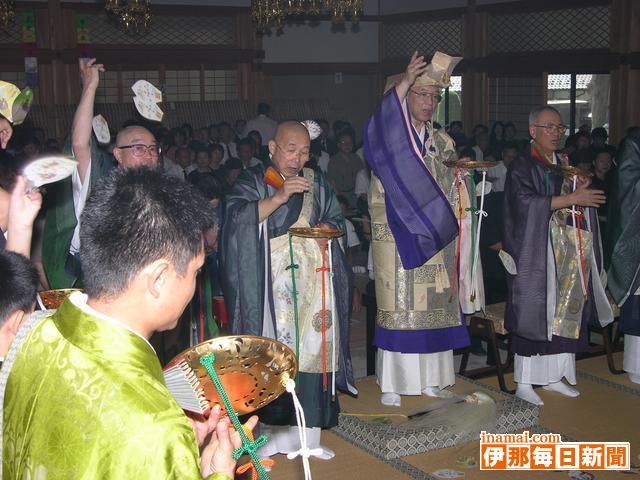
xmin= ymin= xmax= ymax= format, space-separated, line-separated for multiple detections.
xmin=461 ymin=1 xmax=489 ymax=133
xmin=609 ymin=0 xmax=640 ymax=144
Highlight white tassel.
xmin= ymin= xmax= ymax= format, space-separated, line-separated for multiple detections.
xmin=284 ymin=378 xmax=323 ymax=480
xmin=327 ymin=238 xmax=336 ymax=398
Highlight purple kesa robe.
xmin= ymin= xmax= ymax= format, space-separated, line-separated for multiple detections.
xmin=364 ymin=88 xmax=470 ymax=354
xmin=503 ymin=147 xmax=611 ymax=355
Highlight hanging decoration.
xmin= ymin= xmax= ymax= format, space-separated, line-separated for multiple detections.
xmin=0 ymin=0 xmax=15 ymax=31
xmin=21 ymin=12 xmax=37 ymax=89
xmin=104 ymin=0 xmax=152 ymax=36
xmin=251 ymin=0 xmax=364 ymax=34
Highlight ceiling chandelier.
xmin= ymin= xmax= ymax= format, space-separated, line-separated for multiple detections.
xmin=0 ymin=0 xmax=15 ymax=31
xmin=105 ymin=0 xmax=152 ymax=35
xmin=251 ymin=0 xmax=364 ymax=34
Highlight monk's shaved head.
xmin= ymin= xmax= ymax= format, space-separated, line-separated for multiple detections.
xmin=115 ymin=125 xmax=155 ymax=147
xmin=269 ymin=121 xmax=311 ymax=178
xmin=274 ymin=121 xmax=310 ymax=143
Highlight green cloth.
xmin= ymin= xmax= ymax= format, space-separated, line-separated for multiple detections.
xmin=42 ymin=135 xmax=114 ymax=288
xmin=2 ymin=298 xmax=217 ymax=479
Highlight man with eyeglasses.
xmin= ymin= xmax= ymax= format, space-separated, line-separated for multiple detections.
xmin=503 ymin=105 xmax=612 ymax=406
xmin=363 ymin=52 xmax=479 ymax=408
xmin=221 ymin=120 xmax=356 ymax=459
xmin=42 ymin=58 xmax=161 ymax=288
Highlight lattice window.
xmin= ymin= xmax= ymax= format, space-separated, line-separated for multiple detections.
xmin=85 ymin=14 xmax=235 ymax=45
xmin=203 ymin=70 xmax=238 ymax=101
xmin=94 ymin=70 xmax=119 ymax=104
xmin=165 ymin=70 xmax=200 ymax=102
xmin=488 ymin=6 xmax=610 ymax=53
xmin=488 ymin=76 xmax=544 ymax=138
xmin=384 ymin=19 xmax=461 ymax=60
xmin=0 ymin=20 xmax=22 ymax=44
xmin=1 ymin=71 xmax=25 ymax=87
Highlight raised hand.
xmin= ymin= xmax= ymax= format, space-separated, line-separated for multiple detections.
xmin=79 ymin=58 xmax=105 ymax=92
xmin=273 ymin=176 xmax=310 ymax=206
xmin=401 ymin=51 xmax=428 ymax=88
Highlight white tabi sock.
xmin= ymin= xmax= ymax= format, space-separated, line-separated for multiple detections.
xmin=421 ymin=386 xmax=455 ymax=398
xmin=515 ymin=383 xmax=544 ymax=406
xmin=542 ymin=380 xmax=580 ymax=397
xmin=380 ymin=392 xmax=401 ymax=407
xmin=629 ymin=373 xmax=640 ymax=384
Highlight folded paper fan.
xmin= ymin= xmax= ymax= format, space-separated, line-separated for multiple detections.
xmin=163 ymin=335 xmax=297 ymax=417
xmin=23 ymin=156 xmax=77 ymax=190
xmin=131 ymin=80 xmax=164 ymax=122
xmin=92 ymin=114 xmax=111 ymax=144
xmin=0 ymin=81 xmax=33 ymax=125
xmin=264 ymin=166 xmax=285 ymax=189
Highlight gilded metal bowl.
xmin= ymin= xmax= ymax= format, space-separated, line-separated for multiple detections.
xmin=444 ymin=159 xmax=499 ymax=170
xmin=37 ymin=288 xmax=84 ymax=310
xmin=163 ymin=335 xmax=298 ymax=417
xmin=289 ymin=226 xmax=344 ymax=239
xmin=549 ymin=164 xmax=593 ymax=178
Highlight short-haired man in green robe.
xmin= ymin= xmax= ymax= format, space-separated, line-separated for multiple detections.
xmin=2 ymin=168 xmax=257 ymax=479
xmin=42 ymin=58 xmax=160 ymax=288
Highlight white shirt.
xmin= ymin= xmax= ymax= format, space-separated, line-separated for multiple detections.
xmin=70 ymin=162 xmax=92 ymax=254
xmin=344 ymin=219 xmax=360 ymax=249
xmin=243 ymin=157 xmax=262 ymax=169
xmin=163 ymin=157 xmax=187 ymax=180
xmin=221 ymin=142 xmax=238 ymax=164
xmin=486 ymin=161 xmax=507 ymax=193
xmin=242 ymin=114 xmax=278 ymax=145
xmin=354 ymin=169 xmax=370 ymax=197
xmin=317 ymin=151 xmax=330 ymax=173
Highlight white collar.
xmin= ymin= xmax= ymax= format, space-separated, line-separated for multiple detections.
xmin=69 ymin=292 xmax=155 ymax=352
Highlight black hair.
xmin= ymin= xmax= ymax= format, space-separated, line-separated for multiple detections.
xmin=591 ymin=127 xmax=608 ymax=140
xmin=237 ymin=138 xmax=254 ymax=150
xmin=224 ymin=157 xmax=243 ymax=171
xmin=194 ymin=175 xmax=223 ymax=201
xmin=208 ymin=143 xmax=224 ymax=156
xmin=194 ymin=146 xmax=210 ymax=158
xmin=336 ymin=194 xmax=349 ymax=207
xmin=257 ymin=103 xmax=271 ymax=115
xmin=502 ymin=141 xmax=519 ymax=153
xmin=460 ymin=146 xmax=477 ymax=160
xmin=0 ymin=250 xmax=39 ymax=323
xmin=592 ymin=147 xmax=612 ymax=159
xmin=79 ymin=167 xmax=215 ymax=299
xmin=450 ymin=120 xmax=463 ymax=130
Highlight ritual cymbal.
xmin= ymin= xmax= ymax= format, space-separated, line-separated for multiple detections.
xmin=289 ymin=226 xmax=344 ymax=239
xmin=443 ymin=159 xmax=498 ymax=170
xmin=549 ymin=164 xmax=593 ymax=178
xmin=164 ymin=335 xmax=297 ymax=417
xmin=37 ymin=288 xmax=84 ymax=310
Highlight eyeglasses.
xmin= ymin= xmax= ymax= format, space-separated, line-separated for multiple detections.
xmin=116 ymin=144 xmax=161 ymax=157
xmin=275 ymin=143 xmax=310 ymax=160
xmin=410 ymin=89 xmax=442 ymax=103
xmin=533 ymin=124 xmax=568 ymax=135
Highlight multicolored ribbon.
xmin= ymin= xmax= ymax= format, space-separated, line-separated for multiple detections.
xmin=450 ymin=168 xmax=464 ymax=303
xmin=200 ymin=353 xmax=270 ymax=480
xmin=315 ymin=239 xmax=330 ymax=392
xmin=286 ymin=234 xmax=300 ymax=383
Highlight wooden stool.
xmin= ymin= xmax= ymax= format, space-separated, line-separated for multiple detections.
xmin=458 ymin=302 xmax=515 ymax=394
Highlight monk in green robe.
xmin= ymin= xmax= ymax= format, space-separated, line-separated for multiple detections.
xmin=3 ymin=168 xmax=256 ymax=479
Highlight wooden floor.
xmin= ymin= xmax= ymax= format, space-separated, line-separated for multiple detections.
xmin=270 ymin=352 xmax=640 ymax=480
